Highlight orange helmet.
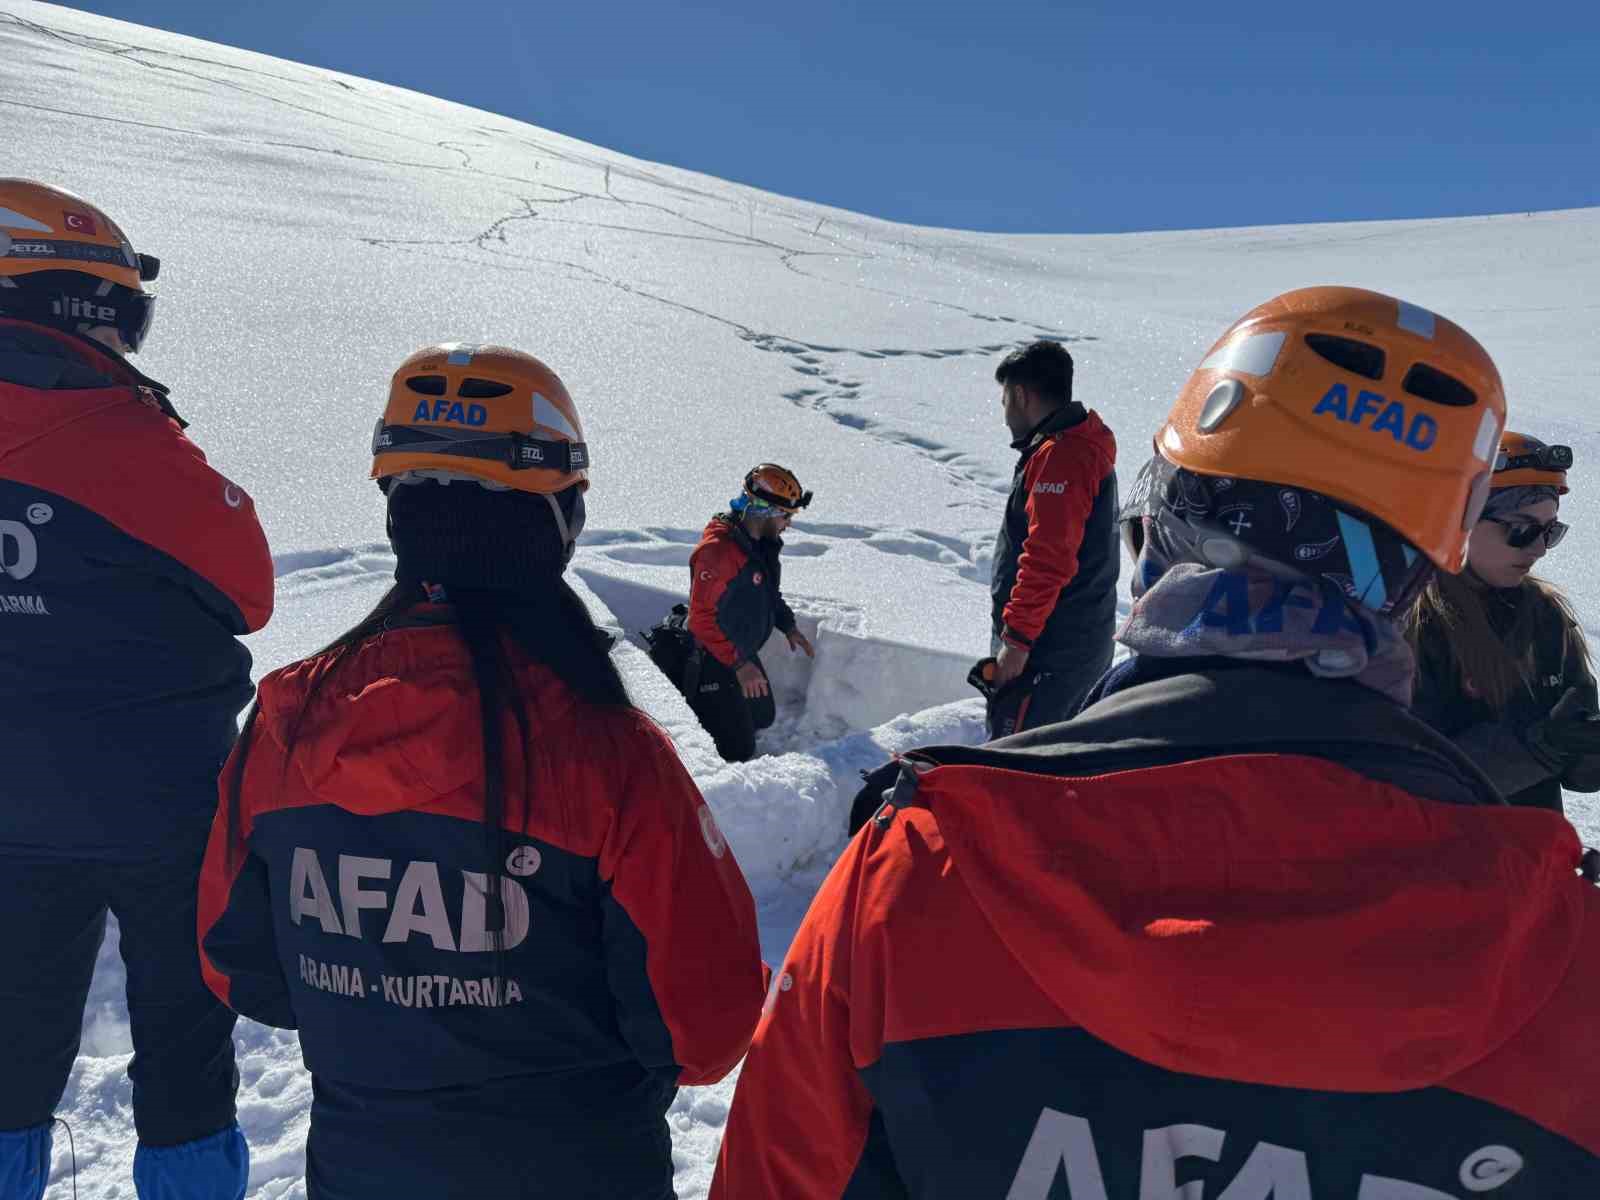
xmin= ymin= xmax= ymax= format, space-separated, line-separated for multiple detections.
xmin=371 ymin=343 xmax=589 ymax=495
xmin=1493 ymin=431 xmax=1570 ymax=494
xmin=1157 ymin=286 xmax=1505 ymax=571
xmin=0 ymin=178 xmax=160 ymax=350
xmin=743 ymin=463 xmax=811 ymax=513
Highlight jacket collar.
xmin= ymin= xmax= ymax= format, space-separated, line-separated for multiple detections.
xmin=0 ymin=318 xmax=184 ymax=426
xmin=1009 ymin=399 xmax=1086 ymax=452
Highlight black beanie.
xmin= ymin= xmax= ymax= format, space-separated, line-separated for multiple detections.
xmin=386 ymin=479 xmax=576 ymax=593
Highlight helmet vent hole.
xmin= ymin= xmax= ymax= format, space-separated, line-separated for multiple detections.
xmin=1402 ymin=363 xmax=1476 ymax=408
xmin=404 ymin=375 xmax=447 ymax=397
xmin=459 ymin=378 xmax=514 ymax=400
xmin=1304 ymin=334 xmax=1385 ymax=381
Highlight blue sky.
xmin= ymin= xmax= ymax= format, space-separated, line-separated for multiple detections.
xmin=61 ymin=0 xmax=1599 ymax=233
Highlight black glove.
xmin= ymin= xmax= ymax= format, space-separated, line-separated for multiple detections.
xmin=1524 ymin=687 xmax=1600 ymax=769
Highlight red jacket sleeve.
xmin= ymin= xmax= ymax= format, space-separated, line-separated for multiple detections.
xmin=712 ymin=830 xmax=883 ymax=1198
xmin=197 ymin=714 xmax=297 ymax=1028
xmin=147 ymin=419 xmax=274 ymax=634
xmin=1001 ymin=437 xmax=1104 ymax=648
xmin=688 ymin=536 xmax=747 ymax=667
xmin=2 ymin=398 xmax=275 ymax=633
xmin=598 ymin=715 xmax=766 ymax=1084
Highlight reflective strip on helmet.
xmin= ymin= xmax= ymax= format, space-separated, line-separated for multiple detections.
xmin=1396 ymin=301 xmax=1437 ymax=339
xmin=532 ymin=391 xmax=580 ymax=439
xmin=1473 ymin=410 xmax=1501 ymax=464
xmin=0 ymin=207 xmax=53 ymax=233
xmin=1198 ymin=330 xmax=1286 ymax=378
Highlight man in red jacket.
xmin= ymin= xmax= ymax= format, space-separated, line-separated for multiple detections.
xmin=714 ymin=288 xmax=1600 ymax=1196
xmin=988 ymin=340 xmax=1119 ymax=737
xmin=0 ymin=179 xmax=270 ymax=1200
xmin=684 ymin=463 xmax=814 ymax=761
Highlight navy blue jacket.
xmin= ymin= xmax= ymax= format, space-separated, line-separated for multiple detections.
xmin=199 ymin=618 xmax=766 ymax=1197
xmin=0 ymin=319 xmax=273 ymax=858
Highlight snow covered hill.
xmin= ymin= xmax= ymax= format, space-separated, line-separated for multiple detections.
xmin=6 ymin=1 xmax=1599 ymax=1194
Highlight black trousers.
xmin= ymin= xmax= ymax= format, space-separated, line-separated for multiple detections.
xmin=986 ymin=648 xmax=1113 ymax=741
xmin=0 ymin=829 xmax=239 ymax=1145
xmin=688 ymin=654 xmax=776 ymax=762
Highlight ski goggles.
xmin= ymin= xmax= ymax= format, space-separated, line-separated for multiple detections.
xmin=1495 ymin=444 xmax=1572 ymax=474
xmin=744 ymin=498 xmax=795 ymax=519
xmin=113 ymin=288 xmax=156 ymax=353
xmin=744 ymin=477 xmax=812 ymax=512
xmin=1485 ymin=516 xmax=1568 ymax=550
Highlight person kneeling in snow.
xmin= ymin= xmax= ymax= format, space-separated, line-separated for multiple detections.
xmin=0 ymin=179 xmax=268 ymax=1200
xmin=715 ymin=288 xmax=1600 ymax=1197
xmin=198 ymin=344 xmax=765 ymax=1200
xmin=677 ymin=464 xmax=814 ymax=761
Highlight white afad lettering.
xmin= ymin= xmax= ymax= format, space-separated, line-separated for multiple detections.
xmin=1141 ymin=1123 xmax=1224 ymax=1200
xmin=1009 ymin=1107 xmax=1482 ymax=1200
xmin=383 ymin=860 xmax=455 ymax=951
xmin=1007 ymin=1109 xmax=1110 ymax=1200
xmin=290 ymin=847 xmax=344 ymax=934
xmin=1217 ymin=1142 xmax=1311 ymax=1200
xmin=288 ymin=848 xmax=530 ymax=952
xmin=339 ymin=855 xmax=392 ymax=939
xmin=459 ymin=871 xmax=530 ymax=951
xmin=0 ymin=519 xmax=39 ymax=580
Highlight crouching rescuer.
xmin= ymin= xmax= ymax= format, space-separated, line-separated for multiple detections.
xmin=662 ymin=464 xmax=814 ymax=762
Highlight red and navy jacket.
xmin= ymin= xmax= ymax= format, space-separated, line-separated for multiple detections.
xmin=198 ymin=617 xmax=766 ymax=1190
xmin=714 ymin=660 xmax=1600 ymax=1197
xmin=689 ymin=515 xmax=797 ymax=668
xmin=991 ymin=404 xmax=1119 ymax=669
xmin=0 ymin=319 xmax=272 ymax=858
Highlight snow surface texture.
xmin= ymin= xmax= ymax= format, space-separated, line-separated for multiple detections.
xmin=5 ymin=1 xmax=1599 ymax=1194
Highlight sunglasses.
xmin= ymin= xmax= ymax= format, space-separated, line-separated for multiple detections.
xmin=1485 ymin=516 xmax=1568 ymax=550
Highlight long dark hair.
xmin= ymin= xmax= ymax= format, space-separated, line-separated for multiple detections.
xmin=1407 ymin=570 xmax=1592 ymax=711
xmin=225 ymin=576 xmax=634 ymax=964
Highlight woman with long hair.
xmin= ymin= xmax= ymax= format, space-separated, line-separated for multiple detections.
xmin=196 ymin=344 xmax=766 ymax=1199
xmin=1408 ymin=431 xmax=1600 ymax=811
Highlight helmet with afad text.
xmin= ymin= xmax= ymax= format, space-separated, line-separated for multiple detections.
xmin=1156 ymin=286 xmax=1505 ymax=574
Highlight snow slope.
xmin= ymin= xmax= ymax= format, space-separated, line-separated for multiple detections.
xmin=5 ymin=1 xmax=1599 ymax=1194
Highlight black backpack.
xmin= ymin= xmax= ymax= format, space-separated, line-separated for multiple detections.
xmin=643 ymin=604 xmax=699 ymax=695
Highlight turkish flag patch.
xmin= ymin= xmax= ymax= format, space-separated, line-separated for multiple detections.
xmin=63 ymin=211 xmax=98 ymax=235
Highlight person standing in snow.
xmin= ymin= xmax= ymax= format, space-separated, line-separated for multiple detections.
xmin=0 ymin=179 xmax=268 ymax=1200
xmin=681 ymin=464 xmax=814 ymax=761
xmin=986 ymin=339 xmax=1119 ymax=737
xmin=715 ymin=288 xmax=1600 ymax=1197
xmin=1407 ymin=431 xmax=1600 ymax=812
xmin=197 ymin=343 xmax=766 ymax=1200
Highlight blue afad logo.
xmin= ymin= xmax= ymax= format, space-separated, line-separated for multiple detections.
xmin=413 ymin=398 xmax=489 ymax=426
xmin=1312 ymin=384 xmax=1436 ymax=451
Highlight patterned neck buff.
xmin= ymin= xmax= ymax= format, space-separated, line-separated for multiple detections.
xmin=1118 ymin=457 xmax=1420 ymax=705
